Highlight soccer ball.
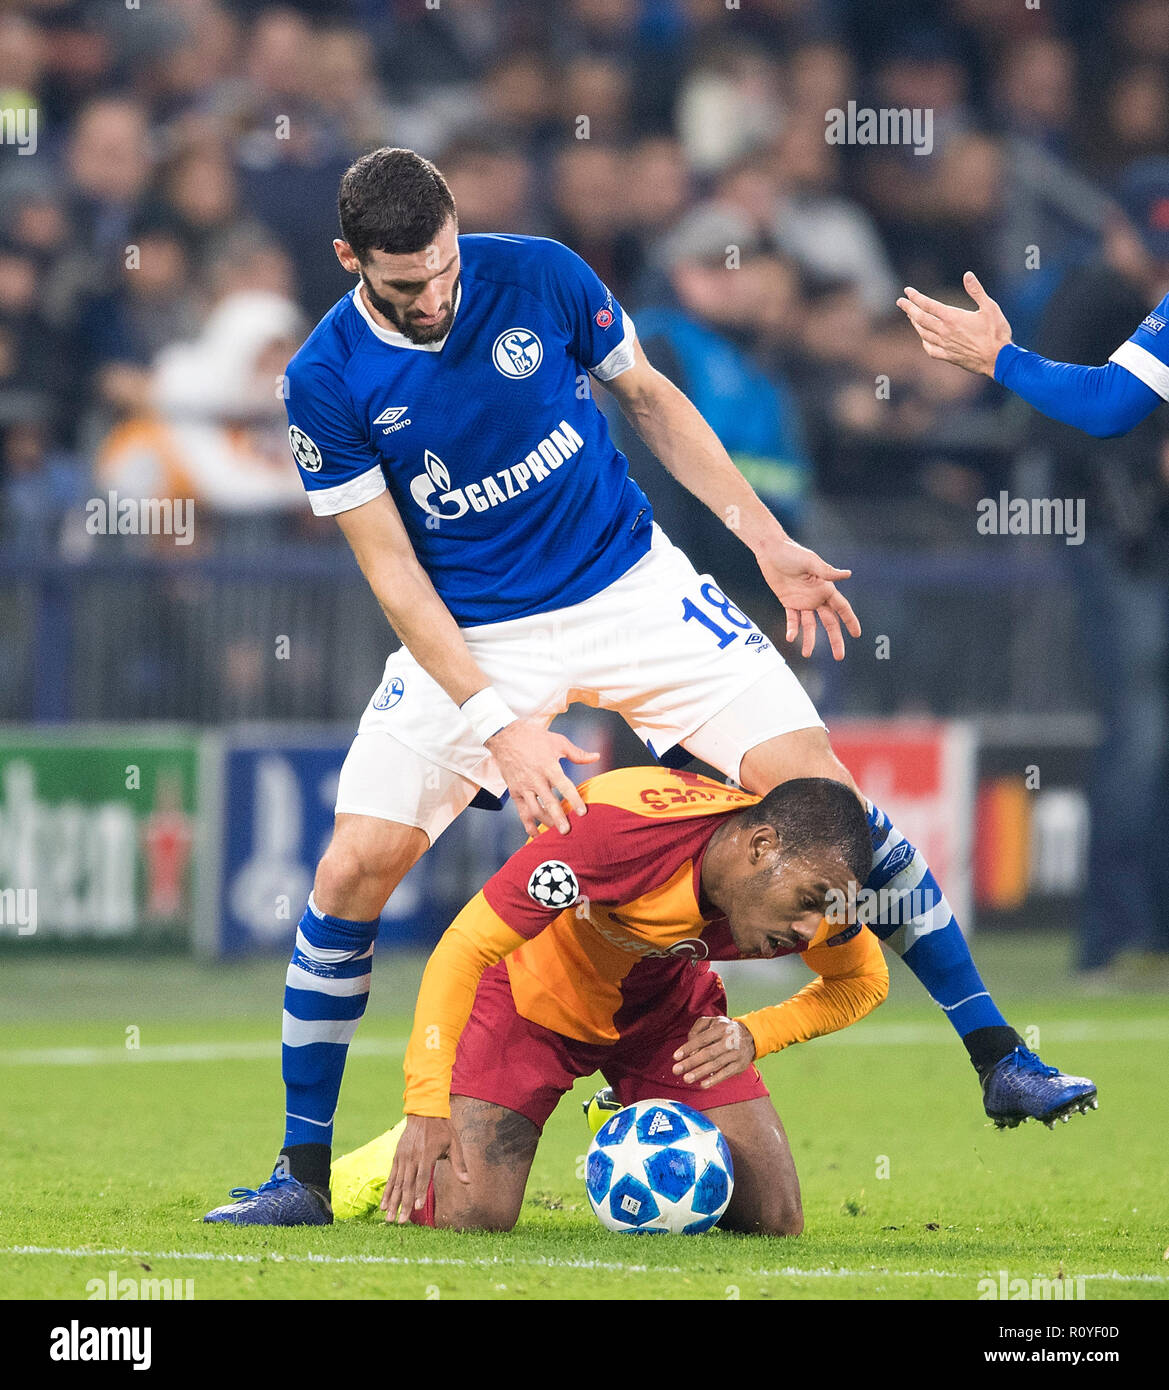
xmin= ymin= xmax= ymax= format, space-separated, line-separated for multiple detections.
xmin=585 ymin=1099 xmax=734 ymax=1234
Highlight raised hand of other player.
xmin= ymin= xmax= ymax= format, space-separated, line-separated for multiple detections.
xmin=672 ymin=1015 xmax=756 ymax=1089
xmin=486 ymin=719 xmax=600 ymax=836
xmin=754 ymin=536 xmax=861 ymax=660
xmin=897 ymin=271 xmax=1013 ymax=378
xmin=382 ymin=1114 xmax=470 ymax=1225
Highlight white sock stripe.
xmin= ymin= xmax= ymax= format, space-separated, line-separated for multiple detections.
xmin=285 ymin=963 xmax=371 ymax=998
xmin=860 ymin=884 xmax=949 ymax=934
xmin=880 ymin=923 xmax=909 ymax=957
xmin=918 ymin=900 xmax=955 ymax=936
xmin=881 ymin=858 xmax=929 ymax=894
xmin=871 ymin=833 xmax=909 ymax=875
xmin=306 ymin=895 xmax=378 ymax=935
xmin=940 ymin=991 xmax=990 ymax=1013
xmin=293 ymin=928 xmax=375 ymax=966
xmin=874 ymin=901 xmax=953 ymax=955
xmin=281 ymin=1013 xmax=362 ymax=1048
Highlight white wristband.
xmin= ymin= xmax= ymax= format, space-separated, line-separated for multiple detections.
xmin=460 ymin=686 xmax=517 ymax=745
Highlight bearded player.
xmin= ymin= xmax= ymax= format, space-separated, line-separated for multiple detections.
xmin=204 ymin=149 xmax=1094 ymax=1227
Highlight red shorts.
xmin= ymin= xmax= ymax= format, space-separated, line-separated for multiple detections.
xmin=449 ymin=960 xmax=770 ymax=1130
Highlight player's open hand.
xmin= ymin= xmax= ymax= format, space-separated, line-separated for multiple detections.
xmin=381 ymin=1114 xmax=470 ymax=1225
xmin=486 ymin=719 xmax=600 ymax=836
xmin=672 ymin=1015 xmax=757 ymax=1089
xmin=754 ymin=537 xmax=861 ymax=660
xmin=897 ymin=271 xmax=1012 ymax=378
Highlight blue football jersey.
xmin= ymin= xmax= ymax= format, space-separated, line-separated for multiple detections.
xmin=1111 ymin=293 xmax=1169 ymax=399
xmin=284 ymin=234 xmax=654 ymax=626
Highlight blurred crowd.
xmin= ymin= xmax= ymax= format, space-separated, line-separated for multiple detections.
xmin=3 ymin=0 xmax=1169 ymax=557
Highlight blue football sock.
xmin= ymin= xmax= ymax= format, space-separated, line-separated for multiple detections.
xmin=281 ymin=897 xmax=377 ymax=1156
xmin=863 ymin=802 xmax=1010 ymax=1040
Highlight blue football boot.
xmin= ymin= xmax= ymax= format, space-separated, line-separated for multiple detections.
xmin=982 ymin=1045 xmax=1097 ymax=1129
xmin=203 ymin=1169 xmax=333 ymax=1225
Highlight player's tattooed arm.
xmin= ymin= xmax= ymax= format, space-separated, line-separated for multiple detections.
xmin=606 ymin=340 xmax=861 ymax=660
xmin=335 ymin=492 xmax=597 ymax=834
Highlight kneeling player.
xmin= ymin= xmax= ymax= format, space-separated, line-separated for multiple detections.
xmin=330 ymin=769 xmax=888 ymax=1235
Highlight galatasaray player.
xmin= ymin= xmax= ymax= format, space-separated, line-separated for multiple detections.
xmin=206 ymin=149 xmax=1094 ymax=1227
xmin=331 ymin=769 xmax=885 ymax=1235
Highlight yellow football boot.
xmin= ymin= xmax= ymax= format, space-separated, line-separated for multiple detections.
xmin=330 ymin=1119 xmax=407 ymax=1220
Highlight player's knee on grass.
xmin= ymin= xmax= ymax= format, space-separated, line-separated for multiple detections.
xmin=706 ymin=1099 xmax=804 ymax=1237
xmin=432 ymin=1098 xmax=539 ymax=1233
xmin=720 ymin=1176 xmax=804 ymax=1237
xmin=734 ymin=1193 xmax=804 ymax=1238
xmin=431 ymin=1161 xmax=523 ymax=1233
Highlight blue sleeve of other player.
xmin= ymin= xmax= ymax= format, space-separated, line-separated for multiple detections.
xmin=994 ymin=342 xmax=1162 ymax=438
xmin=284 ymin=357 xmax=387 ymax=516
xmin=536 ymin=239 xmax=636 ymax=382
xmin=1106 ymin=292 xmax=1169 ymax=405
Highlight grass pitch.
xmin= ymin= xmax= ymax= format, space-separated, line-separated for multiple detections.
xmin=2 ymin=934 xmax=1166 ymax=1302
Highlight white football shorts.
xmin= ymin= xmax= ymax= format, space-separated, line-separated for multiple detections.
xmin=335 ymin=523 xmax=824 ymax=842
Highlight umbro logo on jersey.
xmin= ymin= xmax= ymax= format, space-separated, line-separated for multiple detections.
xmin=881 ymin=839 xmax=915 ymax=877
xmin=374 ymin=405 xmax=412 ymax=434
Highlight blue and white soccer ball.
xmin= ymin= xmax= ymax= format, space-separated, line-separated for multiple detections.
xmin=585 ymin=1099 xmax=734 ymax=1234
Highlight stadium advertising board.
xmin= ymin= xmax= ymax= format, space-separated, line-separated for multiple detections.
xmin=213 ymin=728 xmax=527 ymax=956
xmin=830 ymin=719 xmax=977 ymax=929
xmin=0 ymin=727 xmax=203 ymax=946
xmin=972 ymin=718 xmax=1096 ymax=931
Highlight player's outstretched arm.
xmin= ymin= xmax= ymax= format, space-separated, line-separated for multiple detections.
xmin=897 ymin=271 xmax=1012 ymax=377
xmin=336 ymin=492 xmax=597 ymax=836
xmin=606 ymin=342 xmax=861 ymax=660
xmin=898 ymin=271 xmax=1163 ymax=437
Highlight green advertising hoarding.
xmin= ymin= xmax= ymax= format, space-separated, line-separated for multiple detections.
xmin=0 ymin=727 xmax=211 ymax=946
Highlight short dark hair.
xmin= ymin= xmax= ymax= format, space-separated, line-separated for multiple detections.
xmin=337 ymin=147 xmax=456 ymax=260
xmin=742 ymin=777 xmax=872 ymax=885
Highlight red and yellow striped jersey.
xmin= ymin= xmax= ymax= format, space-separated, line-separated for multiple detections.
xmin=404 ymin=766 xmax=887 ymax=1115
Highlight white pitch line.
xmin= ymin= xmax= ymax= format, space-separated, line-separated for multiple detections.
xmin=0 ymin=1038 xmax=408 ymax=1067
xmin=1 ymin=1018 xmax=1166 ymax=1067
xmin=2 ymin=1246 xmax=1164 ymax=1285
